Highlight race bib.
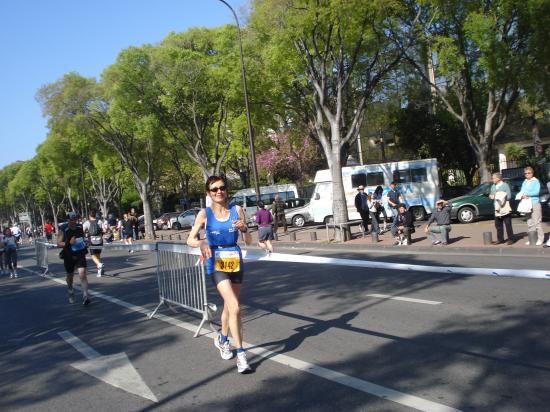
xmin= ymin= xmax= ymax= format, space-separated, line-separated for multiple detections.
xmin=214 ymin=250 xmax=241 ymax=273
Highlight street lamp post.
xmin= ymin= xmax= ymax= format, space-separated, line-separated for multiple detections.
xmin=217 ymin=0 xmax=261 ymax=199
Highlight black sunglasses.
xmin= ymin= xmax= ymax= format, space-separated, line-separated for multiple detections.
xmin=209 ymin=185 xmax=227 ymax=193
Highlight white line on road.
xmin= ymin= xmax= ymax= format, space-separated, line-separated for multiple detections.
xmin=22 ymin=267 xmax=462 ymax=412
xmin=58 ymin=330 xmax=101 ymax=359
xmin=367 ymin=294 xmax=442 ymax=305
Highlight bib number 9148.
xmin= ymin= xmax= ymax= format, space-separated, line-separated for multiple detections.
xmin=214 ymin=250 xmax=241 ymax=272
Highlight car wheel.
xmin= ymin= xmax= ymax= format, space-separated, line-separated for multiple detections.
xmin=411 ymin=206 xmax=426 ymax=221
xmin=292 ymin=215 xmax=305 ymax=227
xmin=172 ymin=222 xmax=181 ymax=231
xmin=162 ymin=224 xmax=169 ymax=230
xmin=457 ymin=206 xmax=475 ymax=224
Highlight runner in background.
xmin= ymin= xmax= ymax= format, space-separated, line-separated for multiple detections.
xmin=43 ymin=221 xmax=54 ymax=242
xmin=11 ymin=223 xmax=22 ymax=246
xmin=57 ymin=212 xmax=90 ymax=305
xmin=4 ymin=228 xmax=18 ymax=278
xmin=83 ymin=210 xmax=106 ymax=278
xmin=187 ymin=175 xmax=253 ymax=374
xmin=0 ymin=230 xmax=6 ymax=276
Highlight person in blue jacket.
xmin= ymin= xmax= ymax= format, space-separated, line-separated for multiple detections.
xmin=520 ymin=166 xmax=544 ymax=246
xmin=187 ymin=176 xmax=253 ymax=374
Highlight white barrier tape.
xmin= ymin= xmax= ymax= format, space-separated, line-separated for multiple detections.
xmin=38 ymin=241 xmax=550 ymax=280
xmin=241 ymin=251 xmax=550 ymax=280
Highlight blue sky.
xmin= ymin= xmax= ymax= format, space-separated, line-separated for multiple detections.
xmin=0 ymin=0 xmax=248 ymax=169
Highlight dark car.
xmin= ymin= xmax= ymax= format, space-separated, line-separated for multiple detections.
xmin=449 ymin=180 xmax=549 ymax=223
xmin=441 ymin=185 xmax=472 ymax=200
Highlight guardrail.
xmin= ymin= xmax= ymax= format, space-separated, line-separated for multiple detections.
xmin=35 ymin=240 xmax=50 ymax=275
xmin=149 ymin=242 xmax=216 ymax=337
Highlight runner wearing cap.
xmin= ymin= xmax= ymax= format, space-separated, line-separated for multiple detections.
xmin=187 ymin=175 xmax=253 ymax=374
xmin=57 ymin=212 xmax=91 ymax=305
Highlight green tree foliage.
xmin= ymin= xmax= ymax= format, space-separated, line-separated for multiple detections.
xmin=406 ymin=0 xmax=550 ymax=181
xmin=249 ymin=0 xmax=417 ymax=235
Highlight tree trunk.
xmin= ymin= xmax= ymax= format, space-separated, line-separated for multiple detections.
xmin=328 ymin=139 xmax=350 ymax=241
xmin=136 ymin=181 xmax=155 ymax=240
xmin=472 ymin=142 xmax=492 ymax=183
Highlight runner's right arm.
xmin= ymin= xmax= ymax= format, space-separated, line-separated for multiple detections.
xmin=187 ymin=209 xmax=211 ymax=258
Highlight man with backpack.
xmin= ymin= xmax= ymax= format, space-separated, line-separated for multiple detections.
xmin=83 ymin=210 xmax=105 ymax=278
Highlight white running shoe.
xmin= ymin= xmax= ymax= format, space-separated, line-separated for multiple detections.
xmin=214 ymin=335 xmax=233 ymax=360
xmin=68 ymin=289 xmax=75 ymax=304
xmin=10 ymin=273 xmax=14 ymax=279
xmin=403 ymin=238 xmax=409 ymax=246
xmin=236 ymin=351 xmax=252 ymax=373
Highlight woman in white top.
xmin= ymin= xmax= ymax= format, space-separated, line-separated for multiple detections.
xmin=367 ymin=193 xmax=379 ymax=234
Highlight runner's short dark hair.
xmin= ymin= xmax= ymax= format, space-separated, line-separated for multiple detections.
xmin=89 ymin=210 xmax=97 ymax=218
xmin=390 ymin=181 xmax=396 ymax=185
xmin=205 ymin=175 xmax=226 ymax=193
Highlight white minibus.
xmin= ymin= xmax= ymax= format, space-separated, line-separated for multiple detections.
xmin=310 ymin=158 xmax=440 ymax=223
xmin=229 ymin=184 xmax=299 ymax=224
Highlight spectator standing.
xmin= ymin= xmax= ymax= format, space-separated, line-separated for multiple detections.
xmin=391 ymin=204 xmax=413 ymax=245
xmin=373 ymin=186 xmax=388 ymax=231
xmin=424 ymin=199 xmax=452 ymax=245
xmin=43 ymin=221 xmax=54 ymax=242
xmin=4 ymin=228 xmax=18 ymax=278
xmin=354 ymin=185 xmax=370 ymax=234
xmin=271 ymin=195 xmax=287 ymax=234
xmin=489 ymin=173 xmax=514 ymax=245
xmin=366 ymin=193 xmax=379 ymax=234
xmin=255 ymin=201 xmax=274 ymax=255
xmin=520 ymin=166 xmax=544 ymax=246
xmin=387 ymin=182 xmax=404 ymax=227
xmin=128 ymin=210 xmax=139 ymax=240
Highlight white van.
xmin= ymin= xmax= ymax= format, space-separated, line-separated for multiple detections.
xmin=310 ymin=158 xmax=440 ymax=223
xmin=229 ymin=184 xmax=299 ymax=224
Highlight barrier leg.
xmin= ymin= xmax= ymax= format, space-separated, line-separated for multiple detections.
xmin=194 ymin=313 xmax=208 ymax=338
xmin=148 ymin=300 xmax=164 ymax=319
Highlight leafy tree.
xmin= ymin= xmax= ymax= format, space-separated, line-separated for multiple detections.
xmin=405 ymin=0 xmax=550 ymax=181
xmin=249 ymin=0 xmax=417 ymax=237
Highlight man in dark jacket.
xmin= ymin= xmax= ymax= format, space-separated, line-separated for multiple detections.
xmin=391 ymin=204 xmax=413 ymax=245
xmin=354 ymin=185 xmax=369 ymax=234
xmin=272 ymin=195 xmax=287 ymax=234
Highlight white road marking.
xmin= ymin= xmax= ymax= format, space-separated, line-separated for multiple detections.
xmin=58 ymin=330 xmax=158 ymax=403
xmin=367 ymin=294 xmax=442 ymax=305
xmin=22 ymin=268 xmax=462 ymax=412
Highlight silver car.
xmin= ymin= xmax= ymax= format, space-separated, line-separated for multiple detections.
xmin=171 ymin=208 xmax=200 ymax=230
xmin=284 ymin=198 xmax=312 ymax=227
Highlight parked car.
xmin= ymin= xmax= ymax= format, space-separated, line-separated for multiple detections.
xmin=449 ymin=180 xmax=549 ymax=223
xmin=156 ymin=212 xmax=180 ymax=230
xmin=284 ymin=198 xmax=313 ymax=228
xmin=171 ymin=208 xmax=200 ymax=230
xmin=441 ymin=185 xmax=472 ymax=200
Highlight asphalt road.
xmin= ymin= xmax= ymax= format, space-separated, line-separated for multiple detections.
xmin=1 ymin=244 xmax=549 ymax=411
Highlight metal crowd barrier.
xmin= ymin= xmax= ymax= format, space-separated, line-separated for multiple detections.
xmin=149 ymin=242 xmax=216 ymax=337
xmin=35 ymin=239 xmax=51 ymax=275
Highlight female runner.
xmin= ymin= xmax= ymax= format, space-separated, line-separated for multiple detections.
xmin=187 ymin=176 xmax=252 ymax=373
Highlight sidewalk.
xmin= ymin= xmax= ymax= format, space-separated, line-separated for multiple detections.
xmin=156 ymin=216 xmax=550 ymax=256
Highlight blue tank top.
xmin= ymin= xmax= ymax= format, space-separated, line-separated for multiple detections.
xmin=204 ymin=206 xmax=243 ymax=275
